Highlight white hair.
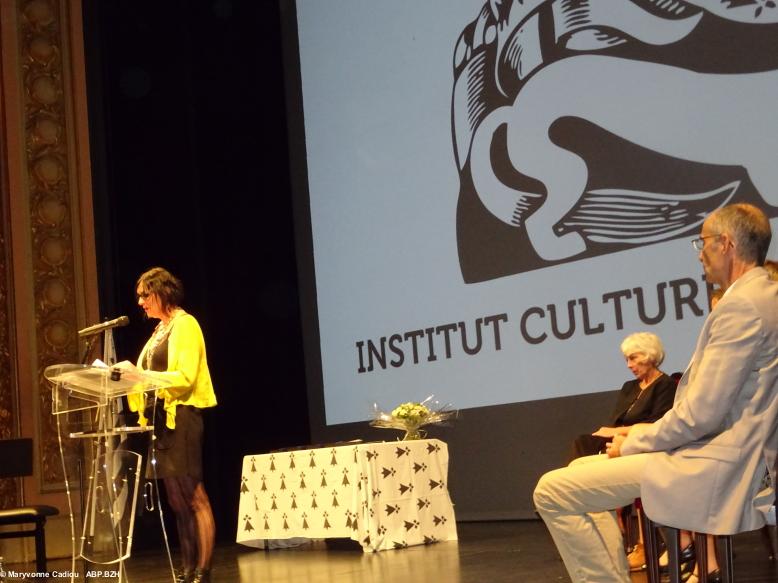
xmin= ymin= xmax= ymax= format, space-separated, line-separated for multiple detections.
xmin=620 ymin=332 xmax=665 ymax=366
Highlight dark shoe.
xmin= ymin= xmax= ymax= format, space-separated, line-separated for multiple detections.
xmin=191 ymin=567 xmax=211 ymax=583
xmin=660 ymin=543 xmax=695 ymax=574
xmin=680 ymin=553 xmax=697 ymax=583
xmin=684 ymin=570 xmax=722 ymax=583
xmin=174 ymin=568 xmax=193 ymax=583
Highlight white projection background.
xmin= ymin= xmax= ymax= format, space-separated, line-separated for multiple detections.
xmin=291 ymin=0 xmax=778 ymax=426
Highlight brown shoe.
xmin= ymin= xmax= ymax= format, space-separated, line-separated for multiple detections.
xmin=628 ymin=543 xmax=646 ymax=571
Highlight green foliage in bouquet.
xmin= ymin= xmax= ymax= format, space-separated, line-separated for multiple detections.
xmin=371 ymin=396 xmax=457 ymax=441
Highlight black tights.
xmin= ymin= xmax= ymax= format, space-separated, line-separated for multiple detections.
xmin=164 ymin=476 xmax=215 ymax=571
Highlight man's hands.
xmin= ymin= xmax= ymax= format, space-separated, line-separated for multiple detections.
xmin=594 ymin=422 xmax=653 ymax=457
xmin=606 ymin=434 xmax=627 ymax=458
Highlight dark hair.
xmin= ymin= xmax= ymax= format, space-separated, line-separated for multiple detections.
xmin=709 ymin=203 xmax=772 ymax=264
xmin=136 ymin=267 xmax=184 ymax=312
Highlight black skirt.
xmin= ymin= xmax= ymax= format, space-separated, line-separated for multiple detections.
xmin=146 ymin=404 xmax=204 ymax=481
xmin=570 ymin=433 xmax=609 ymax=461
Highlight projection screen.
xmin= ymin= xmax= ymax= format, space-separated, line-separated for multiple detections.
xmin=282 ymin=0 xmax=778 ymax=519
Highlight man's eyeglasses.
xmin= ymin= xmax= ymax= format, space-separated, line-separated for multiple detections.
xmin=691 ymin=234 xmax=721 ymax=251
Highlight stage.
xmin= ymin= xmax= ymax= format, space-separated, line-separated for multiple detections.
xmin=29 ymin=520 xmax=778 ymax=582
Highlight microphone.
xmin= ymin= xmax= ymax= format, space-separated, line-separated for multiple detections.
xmin=78 ymin=315 xmax=130 ymax=337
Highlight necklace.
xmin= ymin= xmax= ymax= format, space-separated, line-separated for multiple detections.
xmin=144 ymin=308 xmax=185 ymax=369
xmin=639 ymin=370 xmax=662 ymax=390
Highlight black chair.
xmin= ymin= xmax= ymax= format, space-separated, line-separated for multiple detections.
xmin=0 ymin=438 xmax=59 ymax=573
xmin=759 ymin=483 xmax=777 ymax=561
xmin=639 ymin=503 xmax=734 ymax=583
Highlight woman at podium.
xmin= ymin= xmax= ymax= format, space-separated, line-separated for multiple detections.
xmin=127 ymin=267 xmax=217 ymax=583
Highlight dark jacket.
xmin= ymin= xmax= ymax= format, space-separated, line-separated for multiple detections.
xmin=571 ymin=373 xmax=677 ymax=459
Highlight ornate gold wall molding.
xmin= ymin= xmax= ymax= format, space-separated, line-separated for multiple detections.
xmin=0 ymin=70 xmax=20 ymax=508
xmin=0 ymin=0 xmax=97 ymax=504
xmin=19 ymin=0 xmax=82 ymax=488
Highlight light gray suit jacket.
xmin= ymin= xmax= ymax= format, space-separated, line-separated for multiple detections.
xmin=622 ymin=267 xmax=778 ymax=534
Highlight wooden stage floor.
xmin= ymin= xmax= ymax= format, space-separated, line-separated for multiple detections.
xmin=27 ymin=520 xmax=778 ymax=582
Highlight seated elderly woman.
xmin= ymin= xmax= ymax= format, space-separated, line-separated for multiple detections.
xmin=571 ymin=332 xmax=677 ymax=460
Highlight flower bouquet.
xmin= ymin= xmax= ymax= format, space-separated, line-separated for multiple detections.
xmin=370 ymin=396 xmax=457 ymax=441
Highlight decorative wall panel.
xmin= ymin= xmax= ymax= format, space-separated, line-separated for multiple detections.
xmin=0 ymin=313 xmax=15 ymax=508
xmin=0 ymin=133 xmax=18 ymax=508
xmin=19 ymin=0 xmax=81 ymax=487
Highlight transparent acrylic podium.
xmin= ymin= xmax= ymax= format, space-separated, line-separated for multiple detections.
xmin=45 ymin=364 xmax=173 ymax=582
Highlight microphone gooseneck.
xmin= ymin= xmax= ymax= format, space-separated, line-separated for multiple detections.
xmin=78 ymin=315 xmax=130 ymax=337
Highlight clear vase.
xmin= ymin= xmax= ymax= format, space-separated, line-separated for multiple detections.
xmin=402 ymin=427 xmax=425 ymax=441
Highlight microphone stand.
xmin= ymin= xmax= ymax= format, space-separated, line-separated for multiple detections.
xmin=79 ymin=326 xmax=123 ymax=583
xmin=80 ymin=317 xmax=126 ymax=364
xmin=81 ymin=335 xmax=99 ymax=365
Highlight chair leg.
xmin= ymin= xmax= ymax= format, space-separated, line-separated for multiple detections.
xmin=34 ymin=517 xmax=47 ymax=573
xmin=759 ymin=524 xmax=775 ymax=561
xmin=641 ymin=512 xmax=661 ymax=583
xmin=721 ymin=535 xmax=734 ymax=583
xmin=620 ymin=506 xmax=632 ymax=552
xmin=694 ymin=532 xmax=709 ymax=582
xmin=666 ymin=527 xmax=683 ymax=583
xmin=636 ymin=506 xmax=644 ymax=549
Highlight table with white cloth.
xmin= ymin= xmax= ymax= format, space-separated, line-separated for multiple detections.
xmin=236 ymin=438 xmax=458 ymax=552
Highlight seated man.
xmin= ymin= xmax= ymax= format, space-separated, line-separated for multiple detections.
xmin=534 ymin=203 xmax=778 ymax=583
xmin=570 ymin=332 xmax=677 ymax=572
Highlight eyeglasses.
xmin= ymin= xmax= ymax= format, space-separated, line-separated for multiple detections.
xmin=691 ymin=234 xmax=721 ymax=251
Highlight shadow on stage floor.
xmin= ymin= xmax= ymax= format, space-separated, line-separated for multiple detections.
xmin=31 ymin=520 xmax=778 ymax=582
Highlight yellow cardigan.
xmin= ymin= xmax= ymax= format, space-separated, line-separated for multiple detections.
xmin=127 ymin=313 xmax=217 ymax=429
